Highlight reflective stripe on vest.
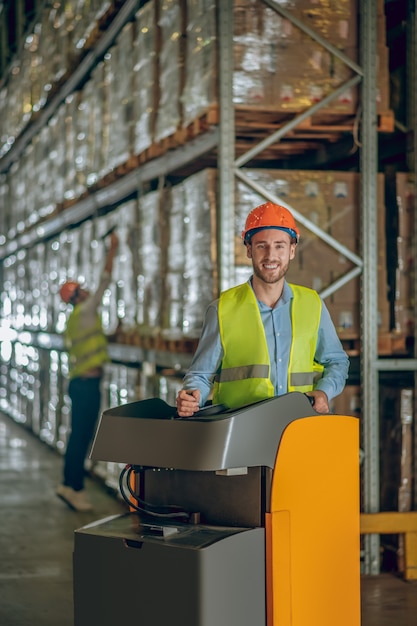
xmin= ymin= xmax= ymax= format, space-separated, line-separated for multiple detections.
xmin=212 ymin=282 xmax=322 ymax=409
xmin=65 ymin=306 xmax=109 ymax=379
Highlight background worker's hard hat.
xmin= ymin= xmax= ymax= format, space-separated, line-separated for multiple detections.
xmin=59 ymin=281 xmax=80 ymax=304
xmin=242 ymin=202 xmax=300 ymax=243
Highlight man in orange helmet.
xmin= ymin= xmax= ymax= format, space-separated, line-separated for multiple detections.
xmin=56 ymin=231 xmax=118 ymax=511
xmin=176 ymin=202 xmax=349 ymax=416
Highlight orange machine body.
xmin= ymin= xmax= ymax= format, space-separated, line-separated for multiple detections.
xmin=266 ymin=414 xmax=360 ymax=626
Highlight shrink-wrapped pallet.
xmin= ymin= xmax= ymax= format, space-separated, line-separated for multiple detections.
xmin=23 ymin=249 xmax=36 ymax=331
xmin=96 ymin=57 xmax=112 ymax=179
xmin=41 ymin=2 xmax=68 ymax=84
xmin=111 ymin=200 xmax=139 ymax=332
xmin=155 ymin=0 xmax=182 ymax=141
xmin=137 ymin=190 xmax=163 ymax=332
xmin=182 ymin=169 xmax=217 ymax=335
xmin=47 ymin=107 xmax=67 ymax=207
xmin=163 ymin=169 xmax=217 ymax=337
xmin=0 ymin=174 xmax=10 ymax=240
xmin=7 ymin=160 xmax=26 ymax=239
xmin=231 ymin=0 xmax=390 ymax=115
xmin=182 ymin=0 xmax=216 ymax=127
xmin=74 ymin=83 xmax=94 ymax=195
xmin=108 ymin=23 xmax=134 ymax=169
xmin=88 ymin=61 xmax=108 ymax=185
xmin=36 ymin=124 xmax=59 ymax=221
xmin=133 ymin=1 xmax=157 ymax=155
xmin=62 ymin=93 xmax=78 ymax=201
xmin=163 ymin=182 xmax=186 ymax=336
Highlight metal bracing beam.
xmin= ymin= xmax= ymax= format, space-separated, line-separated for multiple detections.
xmin=217 ymin=0 xmax=235 ymax=292
xmin=360 ymin=0 xmax=380 ymax=575
xmin=406 ymin=1 xmax=417 ymax=509
xmin=263 ymin=0 xmax=363 ymax=75
xmin=232 ymin=0 xmax=365 ymax=305
xmin=234 ymin=75 xmax=362 ymax=168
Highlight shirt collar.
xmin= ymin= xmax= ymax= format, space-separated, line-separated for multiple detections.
xmin=247 ymin=277 xmax=292 ymax=308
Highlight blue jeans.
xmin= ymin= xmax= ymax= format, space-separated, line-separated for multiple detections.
xmin=63 ymin=377 xmax=102 ymax=491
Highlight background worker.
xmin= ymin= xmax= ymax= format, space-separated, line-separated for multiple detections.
xmin=56 ymin=231 xmax=118 ymax=511
xmin=176 ymin=202 xmax=349 ymax=417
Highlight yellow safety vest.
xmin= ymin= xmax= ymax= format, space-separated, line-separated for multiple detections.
xmin=212 ymin=282 xmax=323 ymax=409
xmin=64 ymin=306 xmax=109 ymax=379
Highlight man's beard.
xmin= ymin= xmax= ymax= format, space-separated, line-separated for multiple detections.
xmin=253 ymin=260 xmax=289 ymax=284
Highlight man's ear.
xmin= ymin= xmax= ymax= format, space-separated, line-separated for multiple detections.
xmin=245 ymin=242 xmax=252 ymax=259
xmin=290 ymin=242 xmax=296 ymax=260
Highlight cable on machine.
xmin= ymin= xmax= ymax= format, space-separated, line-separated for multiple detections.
xmin=119 ymin=464 xmax=190 ymax=520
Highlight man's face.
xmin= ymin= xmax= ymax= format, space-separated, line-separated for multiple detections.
xmin=246 ymin=229 xmax=296 ymax=285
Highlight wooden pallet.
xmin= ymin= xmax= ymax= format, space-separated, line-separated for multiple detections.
xmin=28 ymin=98 xmax=396 ymax=231
xmin=114 ymin=331 xmax=199 ymax=355
xmin=378 ymin=331 xmax=409 ymax=356
xmin=234 ymin=105 xmax=394 ymax=134
xmin=340 ymin=332 xmax=410 ymax=357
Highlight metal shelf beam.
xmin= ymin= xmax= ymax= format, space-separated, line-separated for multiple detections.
xmin=217 ymin=0 xmax=235 ymax=291
xmin=360 ymin=0 xmax=380 ymax=575
xmin=0 ymin=327 xmax=192 ymax=372
xmin=407 ymin=1 xmax=417 ymax=508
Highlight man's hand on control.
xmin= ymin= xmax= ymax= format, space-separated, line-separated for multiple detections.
xmin=306 ymin=390 xmax=329 ymax=414
xmin=176 ymin=389 xmax=201 ymax=417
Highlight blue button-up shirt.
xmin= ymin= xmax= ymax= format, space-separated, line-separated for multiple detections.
xmin=182 ymin=280 xmax=350 ymax=407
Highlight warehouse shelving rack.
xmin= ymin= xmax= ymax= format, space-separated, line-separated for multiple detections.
xmin=0 ymin=0 xmax=416 ymax=575
xmin=217 ymin=0 xmax=417 ymax=576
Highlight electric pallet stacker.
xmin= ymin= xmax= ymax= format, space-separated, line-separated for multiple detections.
xmin=73 ymin=392 xmax=360 ymax=626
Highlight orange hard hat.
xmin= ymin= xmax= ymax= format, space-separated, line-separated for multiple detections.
xmin=59 ymin=281 xmax=80 ymax=304
xmin=242 ymin=202 xmax=300 ymax=243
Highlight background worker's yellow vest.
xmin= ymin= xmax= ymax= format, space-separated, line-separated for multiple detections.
xmin=212 ymin=283 xmax=323 ymax=409
xmin=65 ymin=306 xmax=109 ymax=379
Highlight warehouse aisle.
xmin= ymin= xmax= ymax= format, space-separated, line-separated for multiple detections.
xmin=0 ymin=410 xmax=128 ymax=626
xmin=0 ymin=409 xmax=416 ymax=626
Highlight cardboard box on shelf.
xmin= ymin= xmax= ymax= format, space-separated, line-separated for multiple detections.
xmin=396 ymin=173 xmax=415 ymax=238
xmin=394 ymin=303 xmax=415 ymax=337
xmin=331 ymin=384 xmax=362 ymax=418
xmin=326 ymin=300 xmax=360 ymax=335
xmin=271 ymin=42 xmax=359 ymax=115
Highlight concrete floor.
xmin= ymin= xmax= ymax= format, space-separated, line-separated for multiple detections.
xmin=0 ymin=410 xmax=416 ymax=626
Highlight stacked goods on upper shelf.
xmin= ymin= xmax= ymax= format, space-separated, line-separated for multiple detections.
xmin=132 ymin=1 xmax=157 ymax=155
xmin=0 ymin=169 xmax=218 ymax=349
xmin=162 ymin=168 xmax=218 ymax=339
xmin=233 ymin=169 xmax=390 ymax=340
xmin=0 ymin=0 xmax=392 ymax=247
xmin=154 ymin=0 xmax=182 ymax=141
xmin=181 ymin=0 xmax=217 ymax=127
xmin=154 ymin=0 xmax=217 ymax=140
xmin=2 ymin=163 xmax=401 ymax=350
xmin=232 ymin=0 xmax=389 ymax=115
xmin=0 ymin=1 xmax=114 ymax=159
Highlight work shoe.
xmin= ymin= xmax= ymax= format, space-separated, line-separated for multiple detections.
xmin=56 ymin=485 xmax=93 ymax=512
